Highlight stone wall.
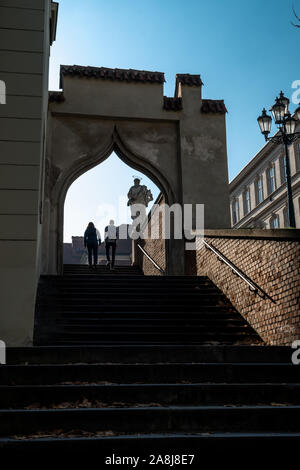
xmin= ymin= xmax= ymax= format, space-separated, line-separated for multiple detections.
xmin=195 ymin=229 xmax=300 ymax=345
xmin=135 ymin=195 xmax=166 ymax=275
xmin=0 ymin=1 xmax=56 ymax=346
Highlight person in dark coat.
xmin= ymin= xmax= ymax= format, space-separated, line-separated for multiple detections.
xmin=104 ymin=219 xmax=118 ymax=270
xmin=84 ymin=222 xmax=101 ymax=268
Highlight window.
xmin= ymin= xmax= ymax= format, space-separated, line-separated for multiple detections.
xmin=280 ymin=156 xmax=287 ymax=184
xmin=232 ymin=199 xmax=239 ymax=225
xmin=267 ymin=166 xmax=275 ymax=194
xmin=270 ymin=214 xmax=279 ymax=229
xmin=255 ymin=176 xmax=263 ymax=204
xmin=283 ymin=207 xmax=289 ymax=227
xmin=243 ymin=189 xmax=251 ymax=215
xmin=296 ymin=142 xmax=300 ymax=171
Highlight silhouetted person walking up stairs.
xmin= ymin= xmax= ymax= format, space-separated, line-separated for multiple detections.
xmin=105 ymin=220 xmax=118 ymax=270
xmin=84 ymin=222 xmax=101 ymax=269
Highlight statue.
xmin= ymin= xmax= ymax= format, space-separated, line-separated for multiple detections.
xmin=127 ymin=177 xmax=153 ymax=222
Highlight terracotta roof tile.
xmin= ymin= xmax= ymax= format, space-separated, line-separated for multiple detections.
xmin=163 ymin=96 xmax=183 ymax=111
xmin=60 ymin=65 xmax=165 ymax=88
xmin=176 ymin=74 xmax=203 ymax=87
xmin=201 ymin=99 xmax=227 ymax=114
xmin=48 ymin=91 xmax=65 ymax=102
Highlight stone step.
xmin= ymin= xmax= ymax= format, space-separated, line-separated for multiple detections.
xmin=35 ymin=332 xmax=260 ymax=345
xmin=46 ymin=280 xmax=211 ymax=288
xmin=54 ymin=275 xmax=208 ymax=281
xmin=0 ymin=432 xmax=299 ymax=453
xmin=1 ymin=363 xmax=298 ymax=385
xmin=36 ymin=306 xmax=234 ymax=315
xmin=1 ymin=406 xmax=300 ymax=437
xmin=37 ymin=298 xmax=225 ymax=309
xmin=40 ymin=320 xmax=251 ymax=330
xmin=36 ymin=315 xmax=244 ymax=324
xmin=45 ymin=287 xmax=220 ymax=295
xmin=1 ymin=383 xmax=299 ymax=409
xmin=51 ymin=318 xmax=246 ymax=327
xmin=37 ymin=291 xmax=223 ymax=301
xmin=40 ymin=340 xmax=261 ymax=347
xmin=7 ymin=346 xmax=292 ymax=365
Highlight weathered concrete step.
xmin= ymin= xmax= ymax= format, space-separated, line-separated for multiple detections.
xmin=1 ymin=406 xmax=300 ymax=436
xmin=37 ymin=298 xmax=225 ymax=309
xmin=46 ymin=282 xmax=212 ymax=289
xmin=50 ymin=275 xmax=208 ymax=282
xmin=36 ymin=332 xmax=259 ymax=344
xmin=47 ymin=278 xmax=210 ymax=284
xmin=7 ymin=346 xmax=292 ymax=365
xmin=38 ymin=318 xmax=245 ymax=327
xmin=62 ymin=273 xmax=143 ymax=277
xmin=37 ymin=307 xmax=234 ymax=316
xmin=52 ymin=318 xmax=245 ymax=327
xmin=63 ymin=268 xmax=142 ymax=271
xmin=38 ymin=292 xmax=223 ymax=301
xmin=63 ymin=268 xmax=143 ymax=273
xmin=1 ymin=363 xmax=298 ymax=385
xmin=41 ymin=276 xmax=214 ymax=285
xmin=47 ymin=275 xmax=209 ymax=280
xmin=46 ymin=323 xmax=251 ymax=332
xmin=1 ymin=383 xmax=299 ymax=408
xmin=63 ymin=266 xmax=141 ymax=269
xmin=0 ymin=432 xmax=299 ymax=453
xmin=48 ymin=288 xmax=220 ymax=296
xmin=38 ymin=340 xmax=261 ymax=347
xmin=37 ymin=307 xmax=230 ymax=316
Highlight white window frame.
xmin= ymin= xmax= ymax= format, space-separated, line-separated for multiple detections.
xmin=232 ymin=199 xmax=239 ymax=225
xmin=243 ymin=188 xmax=251 ymax=215
xmin=255 ymin=176 xmax=264 ymax=205
xmin=296 ymin=141 xmax=300 ymax=171
xmin=270 ymin=214 xmax=279 ymax=229
xmin=280 ymin=156 xmax=287 ymax=185
xmin=267 ymin=165 xmax=276 ymax=195
xmin=283 ymin=206 xmax=289 ymax=227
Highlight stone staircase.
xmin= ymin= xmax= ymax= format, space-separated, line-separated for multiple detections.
xmin=0 ymin=345 xmax=299 ymax=453
xmin=33 ymin=264 xmax=261 ymax=345
xmin=0 ymin=265 xmax=299 ymax=454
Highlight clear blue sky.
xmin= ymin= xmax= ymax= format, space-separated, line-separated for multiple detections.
xmin=48 ymin=0 xmax=300 ymax=241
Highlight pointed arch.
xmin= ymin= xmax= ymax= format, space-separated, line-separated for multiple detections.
xmin=48 ymin=125 xmax=173 ymax=274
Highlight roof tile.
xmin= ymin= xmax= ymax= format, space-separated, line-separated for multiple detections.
xmin=60 ymin=65 xmax=165 ymax=88
xmin=163 ymin=96 xmax=183 ymax=111
xmin=201 ymin=99 xmax=227 ymax=114
xmin=176 ymin=74 xmax=203 ymax=87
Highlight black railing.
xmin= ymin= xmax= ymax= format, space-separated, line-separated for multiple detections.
xmin=137 ymin=244 xmax=165 ymax=275
xmin=201 ymin=239 xmax=276 ymax=304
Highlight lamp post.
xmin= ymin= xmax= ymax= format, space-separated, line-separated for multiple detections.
xmin=257 ymin=91 xmax=300 ymax=228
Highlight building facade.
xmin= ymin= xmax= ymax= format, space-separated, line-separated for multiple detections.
xmin=229 ymin=123 xmax=300 ymax=229
xmin=0 ymin=0 xmax=58 ymax=345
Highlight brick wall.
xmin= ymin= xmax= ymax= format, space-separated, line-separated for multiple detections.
xmin=135 ymin=194 xmax=166 ymax=275
xmin=195 ymin=229 xmax=300 ymax=345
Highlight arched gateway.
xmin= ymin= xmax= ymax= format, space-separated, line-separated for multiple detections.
xmin=43 ymin=65 xmax=230 ymax=275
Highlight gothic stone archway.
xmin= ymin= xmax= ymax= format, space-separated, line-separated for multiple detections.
xmin=43 ymin=66 xmax=230 ymax=275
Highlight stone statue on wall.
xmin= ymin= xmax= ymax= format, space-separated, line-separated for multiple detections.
xmin=127 ymin=177 xmax=153 ymax=221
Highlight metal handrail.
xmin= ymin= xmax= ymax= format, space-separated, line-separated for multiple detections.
xmin=201 ymin=239 xmax=276 ymax=304
xmin=137 ymin=244 xmax=165 ymax=275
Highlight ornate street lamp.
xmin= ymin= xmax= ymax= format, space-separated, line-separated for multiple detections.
xmin=257 ymin=91 xmax=299 ymax=228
